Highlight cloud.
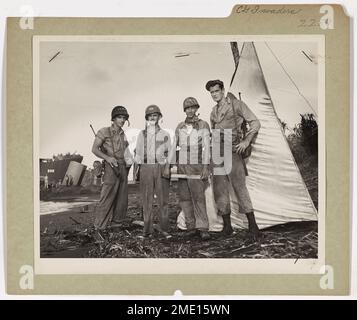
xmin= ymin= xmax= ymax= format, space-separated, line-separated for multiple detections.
xmin=84 ymin=66 xmax=112 ymax=84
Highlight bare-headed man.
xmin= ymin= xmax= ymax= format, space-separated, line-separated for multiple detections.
xmin=206 ymin=79 xmax=261 ymax=240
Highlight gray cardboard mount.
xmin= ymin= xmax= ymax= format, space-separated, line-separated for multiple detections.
xmin=5 ymin=4 xmax=350 ymax=295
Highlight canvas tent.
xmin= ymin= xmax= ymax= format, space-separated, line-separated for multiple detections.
xmin=178 ymin=41 xmax=318 ymax=231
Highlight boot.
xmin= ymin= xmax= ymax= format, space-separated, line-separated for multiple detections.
xmin=246 ymin=212 xmax=261 ymax=241
xmin=221 ymin=214 xmax=233 ymax=235
xmin=161 ymin=231 xmax=172 ymax=239
xmin=199 ymin=230 xmax=211 ymax=240
xmin=185 ymin=229 xmax=198 ymax=237
xmin=137 ymin=232 xmax=153 ymax=240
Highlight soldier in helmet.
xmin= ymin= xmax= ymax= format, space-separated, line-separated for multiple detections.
xmin=135 ymin=105 xmax=172 ymax=239
xmin=92 ymin=106 xmax=133 ymax=233
xmin=165 ymin=97 xmax=211 ymax=240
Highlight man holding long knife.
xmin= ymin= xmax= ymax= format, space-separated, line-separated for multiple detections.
xmin=164 ymin=97 xmax=211 ymax=240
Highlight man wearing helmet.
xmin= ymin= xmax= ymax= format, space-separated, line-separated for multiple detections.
xmin=205 ymin=79 xmax=261 ymax=240
xmin=135 ymin=105 xmax=172 ymax=239
xmin=166 ymin=97 xmax=211 ymax=240
xmin=91 ymin=106 xmax=133 ymax=232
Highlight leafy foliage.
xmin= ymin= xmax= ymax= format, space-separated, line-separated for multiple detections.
xmin=289 ymin=113 xmax=318 ymax=156
xmin=285 ymin=113 xmax=318 ymax=209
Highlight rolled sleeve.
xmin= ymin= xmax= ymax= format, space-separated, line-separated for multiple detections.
xmin=96 ymin=128 xmax=106 ymax=141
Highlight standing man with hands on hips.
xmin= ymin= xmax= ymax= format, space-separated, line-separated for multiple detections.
xmin=206 ymin=79 xmax=261 ymax=240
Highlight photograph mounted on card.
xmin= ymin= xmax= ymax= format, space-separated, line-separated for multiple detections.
xmin=6 ymin=4 xmax=350 ymax=295
xmin=32 ymin=34 xmax=324 ymax=275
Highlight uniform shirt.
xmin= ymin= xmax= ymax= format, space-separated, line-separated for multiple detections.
xmin=173 ymin=118 xmax=210 ymax=165
xmin=97 ymin=125 xmax=133 ymax=165
xmin=135 ymin=125 xmax=171 ymax=164
xmin=210 ymin=96 xmax=260 ymax=146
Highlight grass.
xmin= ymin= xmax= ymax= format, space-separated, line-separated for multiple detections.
xmin=40 ymin=183 xmax=318 ymax=259
xmin=40 ymin=126 xmax=319 ymax=259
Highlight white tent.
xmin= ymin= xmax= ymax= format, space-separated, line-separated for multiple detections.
xmin=178 ymin=41 xmax=318 ymax=231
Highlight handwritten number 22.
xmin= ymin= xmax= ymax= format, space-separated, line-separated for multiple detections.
xmin=298 ymin=19 xmax=319 ymax=27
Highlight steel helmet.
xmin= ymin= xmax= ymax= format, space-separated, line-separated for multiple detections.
xmin=183 ymin=97 xmax=200 ymax=111
xmin=145 ymin=104 xmax=162 ymax=119
xmin=111 ymin=106 xmax=129 ymax=120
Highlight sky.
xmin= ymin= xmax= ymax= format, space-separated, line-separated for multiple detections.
xmin=39 ymin=39 xmax=319 ymax=167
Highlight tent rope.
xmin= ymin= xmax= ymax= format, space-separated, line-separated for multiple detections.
xmin=264 ymin=42 xmax=318 ymax=120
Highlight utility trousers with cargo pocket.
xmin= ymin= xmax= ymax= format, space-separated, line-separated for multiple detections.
xmin=178 ymin=164 xmax=209 ymax=231
xmin=140 ymin=163 xmax=170 ymax=235
xmin=213 ymin=152 xmax=253 ymax=215
xmin=94 ymin=161 xmax=128 ymax=230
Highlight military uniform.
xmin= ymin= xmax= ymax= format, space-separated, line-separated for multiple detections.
xmin=210 ymin=95 xmax=260 ymax=216
xmin=135 ymin=105 xmax=171 ymax=236
xmin=174 ymin=114 xmax=211 ymax=232
xmin=94 ymin=124 xmax=132 ymax=230
xmin=136 ymin=126 xmax=171 ymax=235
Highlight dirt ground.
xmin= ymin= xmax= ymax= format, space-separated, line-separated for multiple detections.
xmin=40 ymin=183 xmax=318 ymax=259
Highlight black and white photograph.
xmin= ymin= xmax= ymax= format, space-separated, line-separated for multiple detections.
xmin=34 ymin=36 xmax=324 ymax=273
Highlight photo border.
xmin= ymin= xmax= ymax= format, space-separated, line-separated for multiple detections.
xmin=33 ymin=34 xmax=325 ymax=275
xmin=5 ymin=4 xmax=350 ymax=295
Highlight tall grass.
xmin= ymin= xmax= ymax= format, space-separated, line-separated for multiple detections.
xmin=286 ymin=113 xmax=318 ymax=209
